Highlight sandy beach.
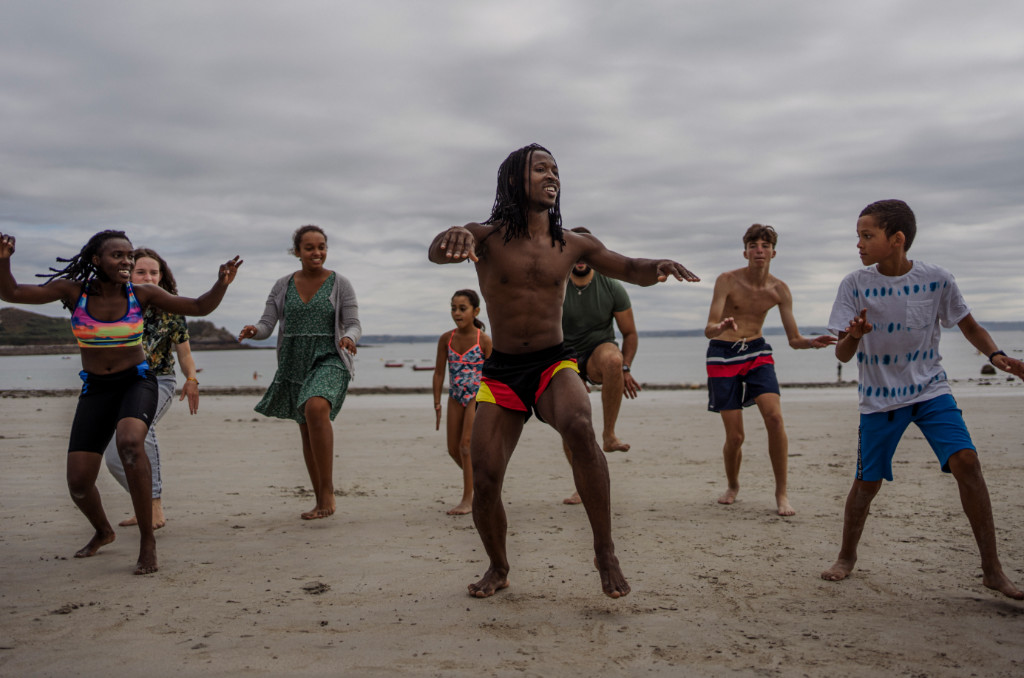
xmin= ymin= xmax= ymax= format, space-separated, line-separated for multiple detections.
xmin=1 ymin=385 xmax=1022 ymax=677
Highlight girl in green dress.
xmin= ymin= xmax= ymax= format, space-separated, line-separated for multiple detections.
xmin=239 ymin=225 xmax=361 ymax=520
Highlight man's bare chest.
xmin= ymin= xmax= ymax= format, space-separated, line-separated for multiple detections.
xmin=726 ymin=288 xmax=781 ymax=316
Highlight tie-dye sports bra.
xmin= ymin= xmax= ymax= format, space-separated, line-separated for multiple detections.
xmin=70 ymin=282 xmax=145 ymax=348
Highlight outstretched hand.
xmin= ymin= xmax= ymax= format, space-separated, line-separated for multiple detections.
xmin=992 ymin=354 xmax=1024 ymax=381
xmin=219 ymin=256 xmax=243 ymax=285
xmin=808 ymin=334 xmax=838 ymax=349
xmin=655 ymin=260 xmax=700 ymax=283
xmin=0 ymin=233 xmax=15 ymax=258
xmin=844 ymin=309 xmax=872 ymax=339
xmin=438 ymin=226 xmax=478 ymax=262
xmin=238 ymin=325 xmax=258 ymax=341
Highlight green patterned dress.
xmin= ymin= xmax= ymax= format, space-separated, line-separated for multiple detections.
xmin=255 ymin=273 xmax=351 ymax=423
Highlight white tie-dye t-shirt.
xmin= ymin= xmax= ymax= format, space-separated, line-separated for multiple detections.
xmin=828 ymin=261 xmax=970 ymax=414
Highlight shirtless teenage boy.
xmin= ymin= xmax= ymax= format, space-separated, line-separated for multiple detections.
xmin=704 ymin=224 xmax=834 ymax=516
xmin=429 ymin=143 xmax=699 ymax=599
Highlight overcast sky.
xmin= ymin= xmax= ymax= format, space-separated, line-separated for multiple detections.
xmin=2 ymin=1 xmax=1022 ymax=338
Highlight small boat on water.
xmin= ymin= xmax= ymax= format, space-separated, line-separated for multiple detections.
xmin=411 ymin=363 xmax=434 ymax=372
xmin=384 ymin=361 xmax=405 ymax=368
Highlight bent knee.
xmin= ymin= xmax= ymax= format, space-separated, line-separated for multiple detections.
xmin=948 ymin=448 xmax=981 ymax=475
xmin=725 ymin=431 xmax=745 ymax=448
xmin=304 ymin=397 xmax=332 ymax=419
xmin=562 ymin=413 xmax=595 ymax=443
xmin=762 ymin=411 xmax=784 ymax=430
xmin=116 ymin=441 xmax=147 ymax=469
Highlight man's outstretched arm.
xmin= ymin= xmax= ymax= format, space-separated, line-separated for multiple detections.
xmin=579 ymin=233 xmax=699 ymax=287
xmin=777 ymin=284 xmax=836 ymax=350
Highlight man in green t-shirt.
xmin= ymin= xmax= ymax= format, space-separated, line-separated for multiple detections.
xmin=560 ymin=228 xmax=640 ymax=503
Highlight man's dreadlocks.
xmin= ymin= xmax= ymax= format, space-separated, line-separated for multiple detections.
xmin=483 ymin=143 xmax=565 ymax=248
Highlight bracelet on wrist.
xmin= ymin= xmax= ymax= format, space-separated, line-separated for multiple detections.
xmin=186 ymin=377 xmax=199 ymax=384
xmin=988 ymin=350 xmax=1007 ymax=364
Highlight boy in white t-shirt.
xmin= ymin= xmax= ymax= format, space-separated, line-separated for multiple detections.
xmin=821 ymin=199 xmax=1024 ymax=600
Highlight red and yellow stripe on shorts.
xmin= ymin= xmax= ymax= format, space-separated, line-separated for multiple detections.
xmin=476 ymin=359 xmax=579 ymax=412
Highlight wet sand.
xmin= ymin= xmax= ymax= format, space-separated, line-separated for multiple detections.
xmin=1 ymin=386 xmax=1022 ymax=677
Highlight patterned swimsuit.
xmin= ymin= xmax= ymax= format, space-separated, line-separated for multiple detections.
xmin=448 ymin=329 xmax=484 ymax=406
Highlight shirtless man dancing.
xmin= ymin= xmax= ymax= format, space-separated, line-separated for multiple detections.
xmin=429 ymin=143 xmax=699 ymax=598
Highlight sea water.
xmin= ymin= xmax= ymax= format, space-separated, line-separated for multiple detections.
xmin=2 ymin=331 xmax=1022 ymax=391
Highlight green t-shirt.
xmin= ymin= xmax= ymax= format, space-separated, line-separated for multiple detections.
xmin=561 ymin=272 xmax=631 ymax=354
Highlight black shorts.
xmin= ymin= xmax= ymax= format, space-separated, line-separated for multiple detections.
xmin=68 ymin=362 xmax=159 ymax=454
xmin=476 ymin=344 xmax=579 ymax=422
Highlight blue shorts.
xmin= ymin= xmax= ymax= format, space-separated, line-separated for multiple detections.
xmin=706 ymin=338 xmax=780 ymax=412
xmin=856 ymin=394 xmax=975 ymax=482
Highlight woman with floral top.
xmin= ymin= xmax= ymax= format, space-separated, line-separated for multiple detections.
xmin=104 ymin=248 xmax=199 ymax=529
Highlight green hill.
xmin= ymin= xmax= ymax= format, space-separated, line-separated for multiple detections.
xmin=0 ymin=307 xmax=74 ymax=345
xmin=0 ymin=307 xmax=240 ymax=352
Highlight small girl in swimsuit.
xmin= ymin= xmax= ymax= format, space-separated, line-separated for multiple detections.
xmin=432 ymin=289 xmax=492 ymax=515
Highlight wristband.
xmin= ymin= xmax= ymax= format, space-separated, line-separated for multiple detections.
xmin=186 ymin=377 xmax=199 ymax=384
xmin=988 ymin=350 xmax=1007 ymax=364
xmin=622 ymin=364 xmax=631 ymax=373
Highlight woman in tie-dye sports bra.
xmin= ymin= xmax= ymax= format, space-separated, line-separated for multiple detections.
xmin=432 ymin=289 xmax=492 ymax=515
xmin=0 ymin=228 xmax=240 ymax=576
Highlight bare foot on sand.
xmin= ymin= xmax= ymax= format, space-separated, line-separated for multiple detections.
xmin=301 ymin=506 xmax=335 ymax=520
xmin=74 ymin=529 xmax=115 ymax=558
xmin=468 ymin=569 xmax=510 ymax=598
xmin=594 ymin=555 xmax=631 ymax=599
xmin=134 ymin=539 xmax=158 ymax=575
xmin=446 ymin=500 xmax=472 ymax=515
xmin=301 ymin=498 xmax=336 ymax=520
xmin=821 ymin=558 xmax=856 ymax=582
xmin=776 ymin=495 xmax=795 ymax=517
xmin=717 ymin=486 xmax=739 ymax=505
xmin=983 ymin=570 xmax=1024 ymax=600
xmin=563 ymin=491 xmax=581 ymax=505
xmin=602 ymin=435 xmax=630 ymax=452
xmin=118 ymin=499 xmax=166 ymax=529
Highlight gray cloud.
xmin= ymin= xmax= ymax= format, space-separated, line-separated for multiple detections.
xmin=1 ymin=1 xmax=1022 ymax=338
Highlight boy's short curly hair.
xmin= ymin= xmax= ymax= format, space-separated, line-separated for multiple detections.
xmin=742 ymin=224 xmax=778 ymax=247
xmin=860 ymin=199 xmax=916 ymax=251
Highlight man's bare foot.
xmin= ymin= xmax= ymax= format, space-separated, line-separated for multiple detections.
xmin=983 ymin=570 xmax=1024 ymax=600
xmin=776 ymin=496 xmax=795 ymax=517
xmin=301 ymin=497 xmax=336 ymax=520
xmin=134 ymin=541 xmax=158 ymax=575
xmin=562 ymin=491 xmax=582 ymax=505
xmin=821 ymin=558 xmax=856 ymax=581
xmin=717 ymin=487 xmax=739 ymax=505
xmin=74 ymin=529 xmax=115 ymax=558
xmin=594 ymin=555 xmax=630 ymax=599
xmin=468 ymin=568 xmax=510 ymax=598
xmin=301 ymin=506 xmax=335 ymax=520
xmin=118 ymin=499 xmax=166 ymax=529
xmin=447 ymin=500 xmax=472 ymax=515
xmin=602 ymin=435 xmax=630 ymax=452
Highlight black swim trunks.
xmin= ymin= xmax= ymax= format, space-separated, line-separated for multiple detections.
xmin=476 ymin=344 xmax=579 ymax=422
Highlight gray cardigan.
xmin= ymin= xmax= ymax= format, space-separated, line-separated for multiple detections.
xmin=251 ymin=272 xmax=361 ymax=378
